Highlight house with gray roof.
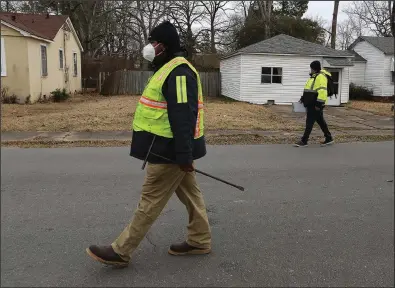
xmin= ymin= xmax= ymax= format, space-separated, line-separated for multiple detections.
xmin=348 ymin=36 xmax=394 ymax=97
xmin=220 ymin=34 xmax=354 ymax=106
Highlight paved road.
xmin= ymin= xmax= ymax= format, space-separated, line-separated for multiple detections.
xmin=1 ymin=142 xmax=394 ymax=287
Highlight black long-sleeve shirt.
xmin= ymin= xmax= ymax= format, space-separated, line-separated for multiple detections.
xmin=129 ymin=62 xmax=206 ymax=165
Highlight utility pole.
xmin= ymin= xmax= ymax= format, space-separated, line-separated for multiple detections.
xmin=331 ymin=1 xmax=340 ymax=49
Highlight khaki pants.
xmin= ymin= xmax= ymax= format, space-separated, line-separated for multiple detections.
xmin=112 ymin=163 xmax=211 ymax=261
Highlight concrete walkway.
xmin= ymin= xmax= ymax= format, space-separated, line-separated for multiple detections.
xmin=270 ymin=106 xmax=394 ymax=130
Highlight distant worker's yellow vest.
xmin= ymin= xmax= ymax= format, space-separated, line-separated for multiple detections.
xmin=133 ymin=57 xmax=204 ymax=139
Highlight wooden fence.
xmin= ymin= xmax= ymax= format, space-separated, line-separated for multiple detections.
xmin=98 ymin=70 xmax=221 ymax=97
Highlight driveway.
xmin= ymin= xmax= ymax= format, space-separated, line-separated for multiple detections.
xmin=270 ymin=106 xmax=394 ymax=131
xmin=1 ymin=143 xmax=394 ymax=287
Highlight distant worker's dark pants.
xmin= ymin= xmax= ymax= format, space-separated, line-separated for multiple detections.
xmin=301 ymin=105 xmax=332 ymax=143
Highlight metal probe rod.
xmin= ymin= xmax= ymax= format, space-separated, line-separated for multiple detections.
xmin=149 ymin=152 xmax=245 ymax=192
xmin=141 ymin=135 xmax=156 ymax=170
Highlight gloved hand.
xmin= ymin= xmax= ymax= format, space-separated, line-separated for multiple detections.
xmin=179 ymin=163 xmax=194 ymax=172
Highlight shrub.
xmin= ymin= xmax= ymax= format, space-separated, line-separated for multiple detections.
xmin=1 ymin=87 xmax=18 ymax=104
xmin=37 ymin=93 xmax=52 ymax=103
xmin=51 ymin=88 xmax=70 ymax=102
xmin=349 ymin=83 xmax=374 ymax=100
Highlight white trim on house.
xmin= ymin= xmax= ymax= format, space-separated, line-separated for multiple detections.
xmin=40 ymin=43 xmax=48 ymax=77
xmin=65 ymin=18 xmax=84 ymax=52
xmin=59 ymin=48 xmax=64 ymax=70
xmin=391 ymin=57 xmax=394 ymax=72
xmin=1 ymin=20 xmax=53 ymax=43
xmin=322 ymin=59 xmax=352 ymax=68
xmin=1 ymin=37 xmax=6 ymax=76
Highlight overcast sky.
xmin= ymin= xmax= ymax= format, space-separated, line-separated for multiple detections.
xmin=304 ymin=1 xmax=352 ymax=24
xmin=224 ymin=1 xmax=353 ymax=25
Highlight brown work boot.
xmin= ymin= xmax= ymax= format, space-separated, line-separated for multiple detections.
xmin=168 ymin=241 xmax=211 ymax=256
xmin=86 ymin=245 xmax=129 ymax=267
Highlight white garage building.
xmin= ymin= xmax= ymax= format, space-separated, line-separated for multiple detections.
xmin=220 ymin=34 xmax=355 ymax=106
xmin=348 ymin=36 xmax=394 ymax=97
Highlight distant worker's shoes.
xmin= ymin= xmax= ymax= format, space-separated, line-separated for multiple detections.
xmin=320 ymin=138 xmax=334 ymax=146
xmin=293 ymin=140 xmax=308 ymax=147
xmin=86 ymin=245 xmax=129 ymax=267
xmin=168 ymin=241 xmax=211 ymax=256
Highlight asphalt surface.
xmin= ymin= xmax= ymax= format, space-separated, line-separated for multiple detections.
xmin=1 ymin=142 xmax=394 ymax=287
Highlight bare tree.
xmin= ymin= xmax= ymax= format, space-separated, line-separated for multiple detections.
xmin=331 ymin=0 xmax=340 ymax=49
xmin=256 ymin=0 xmax=273 ymax=39
xmin=167 ymin=1 xmax=206 ymax=57
xmin=343 ymin=1 xmax=393 ymax=37
xmin=217 ymin=13 xmax=245 ymax=53
xmin=114 ymin=1 xmax=173 ymax=67
xmin=0 ymin=0 xmax=17 ymax=12
xmin=116 ymin=1 xmax=172 ymax=48
xmin=200 ymin=1 xmax=234 ymax=53
xmin=237 ymin=0 xmax=253 ymax=19
xmin=337 ymin=19 xmax=356 ymax=49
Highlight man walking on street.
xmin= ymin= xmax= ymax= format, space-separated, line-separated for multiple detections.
xmin=86 ymin=21 xmax=211 ymax=267
xmin=294 ymin=60 xmax=334 ymax=147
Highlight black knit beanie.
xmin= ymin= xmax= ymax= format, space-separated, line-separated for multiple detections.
xmin=148 ymin=21 xmax=181 ymax=54
xmin=310 ymin=60 xmax=321 ymax=72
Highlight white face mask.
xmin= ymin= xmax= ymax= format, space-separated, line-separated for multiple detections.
xmin=142 ymin=44 xmax=156 ymax=62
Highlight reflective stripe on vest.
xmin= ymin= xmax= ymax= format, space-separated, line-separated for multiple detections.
xmin=139 ymin=96 xmax=204 ymax=110
xmin=139 ymin=96 xmax=167 ymax=109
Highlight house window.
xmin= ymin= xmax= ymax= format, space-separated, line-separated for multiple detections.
xmin=59 ymin=49 xmax=64 ymax=69
xmin=40 ymin=45 xmax=48 ymax=76
xmin=1 ymin=37 xmax=6 ymax=76
xmin=73 ymin=52 xmax=77 ymax=76
xmin=261 ymin=67 xmax=282 ymax=84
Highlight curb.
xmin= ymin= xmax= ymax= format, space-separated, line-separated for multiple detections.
xmin=1 ymin=129 xmax=394 ymax=143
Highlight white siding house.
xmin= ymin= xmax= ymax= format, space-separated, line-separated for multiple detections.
xmin=220 ymin=34 xmax=354 ymax=106
xmin=220 ymin=55 xmax=241 ymax=100
xmin=348 ymin=51 xmax=367 ymax=86
xmin=349 ymin=36 xmax=394 ymax=97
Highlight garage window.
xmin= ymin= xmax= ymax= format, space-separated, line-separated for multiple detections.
xmin=1 ymin=37 xmax=6 ymax=76
xmin=261 ymin=67 xmax=282 ymax=84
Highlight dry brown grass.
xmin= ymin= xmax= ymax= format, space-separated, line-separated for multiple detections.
xmin=1 ymin=94 xmax=302 ymax=132
xmin=348 ymin=101 xmax=394 ymax=117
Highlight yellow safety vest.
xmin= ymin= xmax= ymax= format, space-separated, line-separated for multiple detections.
xmin=304 ymin=69 xmax=331 ymax=103
xmin=133 ymin=57 xmax=204 ymax=139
